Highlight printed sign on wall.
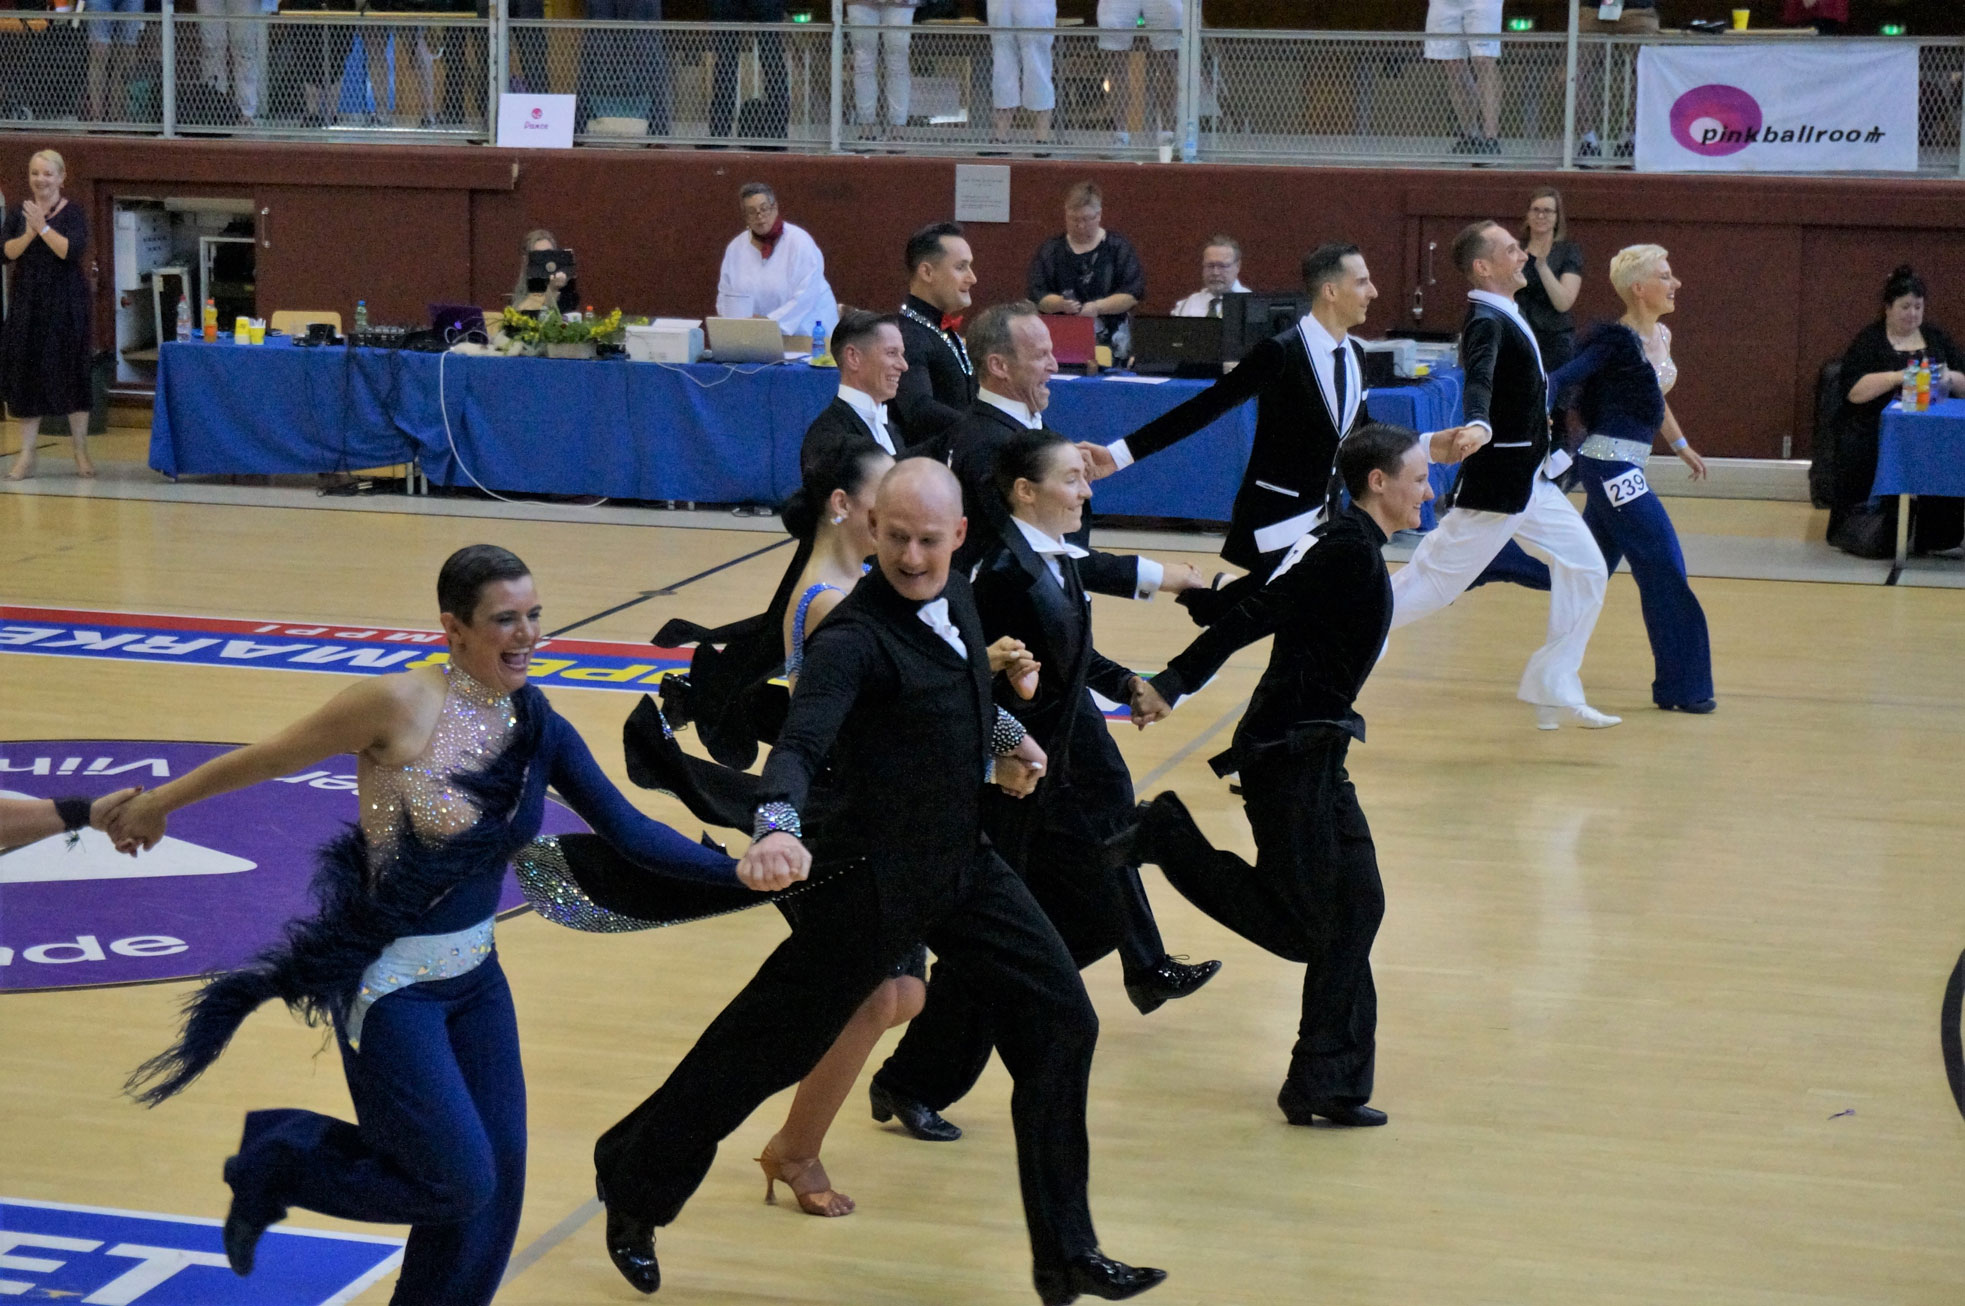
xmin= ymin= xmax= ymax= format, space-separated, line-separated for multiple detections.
xmin=1635 ymin=45 xmax=1918 ymax=173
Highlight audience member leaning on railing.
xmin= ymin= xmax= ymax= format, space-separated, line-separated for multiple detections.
xmin=1829 ymin=264 xmax=1965 ymax=557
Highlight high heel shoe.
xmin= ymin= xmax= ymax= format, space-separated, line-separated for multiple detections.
xmin=755 ymin=1140 xmax=855 ymax=1217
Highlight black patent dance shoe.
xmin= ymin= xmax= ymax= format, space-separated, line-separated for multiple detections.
xmin=1033 ymin=1251 xmax=1168 ymax=1305
xmin=868 ymin=1078 xmax=962 ymax=1142
xmin=598 ymin=1179 xmax=662 ymax=1294
xmin=624 ymin=694 xmax=689 ymax=796
xmin=1123 ymin=956 xmax=1223 ymax=1015
xmin=1276 ymin=1081 xmax=1388 ymax=1128
xmin=657 ymin=672 xmax=695 ymax=731
xmin=219 ymin=1151 xmax=287 ymax=1277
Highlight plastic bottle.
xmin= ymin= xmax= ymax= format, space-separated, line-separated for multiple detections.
xmin=1917 ymin=356 xmax=1932 ymax=410
xmin=202 ymin=298 xmax=218 ymax=343
xmin=175 ymin=292 xmax=191 ymax=344
xmin=1902 ymin=362 xmax=1918 ymax=409
xmin=354 ymin=299 xmax=369 ymax=333
xmin=811 ymin=318 xmax=827 ymax=362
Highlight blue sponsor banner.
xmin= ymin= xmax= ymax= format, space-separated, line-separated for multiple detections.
xmin=0 ymin=1198 xmax=400 ymax=1304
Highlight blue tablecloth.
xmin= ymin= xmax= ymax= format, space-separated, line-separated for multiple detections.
xmin=1875 ymin=399 xmax=1965 ymax=497
xmin=151 ymin=339 xmax=1463 ymax=525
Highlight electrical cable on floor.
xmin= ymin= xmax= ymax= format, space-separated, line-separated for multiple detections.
xmin=439 ymin=346 xmax=609 ymax=509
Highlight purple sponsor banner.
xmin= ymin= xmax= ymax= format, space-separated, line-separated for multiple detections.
xmin=0 ymin=741 xmax=588 ymax=993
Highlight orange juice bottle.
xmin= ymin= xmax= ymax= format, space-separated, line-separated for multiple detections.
xmin=1917 ymin=357 xmax=1932 ymax=410
xmin=202 ymin=298 xmax=219 ymax=343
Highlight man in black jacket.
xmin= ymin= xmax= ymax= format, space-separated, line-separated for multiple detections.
xmin=870 ymin=431 xmax=1219 ymax=1142
xmin=1389 ymin=220 xmax=1618 ymax=731
xmin=946 ymin=301 xmax=1204 ymax=602
xmin=594 ymin=459 xmax=1166 ymax=1306
xmin=1080 ymin=244 xmax=1480 ymax=622
xmin=800 ymin=309 xmax=909 ymax=476
xmin=1132 ymin=423 xmax=1432 ymax=1128
xmin=892 ymin=221 xmax=980 ymax=450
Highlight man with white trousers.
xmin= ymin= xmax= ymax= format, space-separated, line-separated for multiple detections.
xmin=848 ymin=0 xmax=916 ymax=132
xmin=1390 ymin=219 xmax=1618 ymax=731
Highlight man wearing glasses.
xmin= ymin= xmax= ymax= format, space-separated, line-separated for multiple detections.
xmin=1169 ymin=235 xmax=1250 ymax=319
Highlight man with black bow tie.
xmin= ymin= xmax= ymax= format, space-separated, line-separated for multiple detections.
xmin=946 ymin=301 xmax=1205 ymax=602
xmin=1131 ymin=423 xmax=1434 ymax=1128
xmin=892 ymin=221 xmax=981 ymax=453
xmin=593 ymin=459 xmax=1166 ymax=1306
xmin=1081 ymin=244 xmax=1481 ymax=623
xmin=1389 ymin=220 xmax=1617 ymax=732
xmin=800 ymin=309 xmax=909 ymax=476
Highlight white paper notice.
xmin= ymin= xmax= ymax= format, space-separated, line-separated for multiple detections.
xmin=954 ymin=165 xmax=1012 ymax=224
xmin=498 ymin=94 xmax=577 ymax=150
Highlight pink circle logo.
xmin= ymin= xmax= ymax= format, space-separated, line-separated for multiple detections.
xmin=531 ymin=107 xmax=543 ymax=119
xmin=1670 ymin=83 xmax=1763 ymax=156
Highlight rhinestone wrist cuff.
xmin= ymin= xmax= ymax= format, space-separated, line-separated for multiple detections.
xmin=753 ymin=802 xmax=803 ymax=841
xmin=990 ymin=707 xmax=1027 ymax=755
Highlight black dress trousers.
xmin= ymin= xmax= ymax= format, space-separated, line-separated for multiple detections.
xmin=1153 ymin=736 xmax=1383 ymax=1102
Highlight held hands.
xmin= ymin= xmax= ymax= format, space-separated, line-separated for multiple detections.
xmin=1128 ymin=677 xmax=1172 ymax=730
xmin=89 ymin=787 xmax=145 ymax=856
xmin=105 ymin=791 xmax=169 ymax=853
xmin=1428 ymin=425 xmax=1490 ymax=462
xmin=1156 ymin=562 xmax=1208 ymax=594
xmin=737 ymin=831 xmax=811 ymax=891
xmin=994 ymin=734 xmax=1048 ymax=799
xmin=987 ymin=636 xmax=1042 ymax=701
xmin=1075 ymin=441 xmax=1118 ymax=480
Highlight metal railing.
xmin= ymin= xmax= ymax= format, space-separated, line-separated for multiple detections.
xmin=1 ymin=4 xmax=1961 ymax=174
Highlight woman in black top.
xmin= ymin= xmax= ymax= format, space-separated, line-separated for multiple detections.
xmin=1515 ymin=186 xmax=1583 ymax=371
xmin=1831 ymin=263 xmax=1965 ymax=555
xmin=3 ymin=150 xmax=92 ymax=481
xmin=1026 ymin=180 xmax=1145 ymax=358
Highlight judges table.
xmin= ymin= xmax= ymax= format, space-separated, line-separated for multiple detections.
xmin=1874 ymin=398 xmax=1965 ymax=573
xmin=151 ymin=340 xmax=1463 ymax=527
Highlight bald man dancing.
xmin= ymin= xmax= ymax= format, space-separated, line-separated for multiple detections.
xmin=593 ymin=459 xmax=1166 ymax=1306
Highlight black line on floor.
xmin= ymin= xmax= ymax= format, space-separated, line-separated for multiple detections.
xmin=543 ymin=537 xmax=793 ymax=638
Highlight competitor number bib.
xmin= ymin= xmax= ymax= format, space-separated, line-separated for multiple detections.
xmin=1604 ymin=467 xmax=1650 ymax=508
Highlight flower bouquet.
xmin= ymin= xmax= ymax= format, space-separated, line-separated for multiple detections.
xmin=498 ymin=306 xmax=626 ymax=359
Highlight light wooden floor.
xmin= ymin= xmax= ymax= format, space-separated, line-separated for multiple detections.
xmin=5 ymin=491 xmax=1965 ymax=1305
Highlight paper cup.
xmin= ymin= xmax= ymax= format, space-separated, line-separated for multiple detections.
xmin=1731 ymin=8 xmax=1749 ymax=28
xmin=249 ymin=322 xmax=266 ymax=344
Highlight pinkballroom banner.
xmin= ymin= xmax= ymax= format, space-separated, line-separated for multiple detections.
xmin=1634 ymin=44 xmax=1918 ymax=173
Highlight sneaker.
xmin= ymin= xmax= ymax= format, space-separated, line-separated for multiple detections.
xmin=1534 ymin=704 xmax=1622 ymax=730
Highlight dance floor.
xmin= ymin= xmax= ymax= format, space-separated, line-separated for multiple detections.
xmin=4 ymin=461 xmax=1965 ymax=1305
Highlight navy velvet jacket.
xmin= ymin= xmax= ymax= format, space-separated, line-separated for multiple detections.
xmin=1546 ymin=322 xmax=1664 ymax=450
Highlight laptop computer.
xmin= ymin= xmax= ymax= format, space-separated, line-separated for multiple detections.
xmin=1129 ymin=315 xmax=1226 ymax=377
xmin=430 ymin=303 xmax=487 ymax=342
xmin=704 ymin=317 xmax=787 ymax=364
xmin=1039 ymin=314 xmax=1098 ymax=368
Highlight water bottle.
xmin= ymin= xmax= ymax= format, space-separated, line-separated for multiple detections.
xmin=810 ymin=318 xmax=829 ymax=363
xmin=1901 ymin=362 xmax=1917 ymax=408
xmin=175 ymin=292 xmax=191 ymax=344
xmin=354 ymin=299 xmax=369 ymax=334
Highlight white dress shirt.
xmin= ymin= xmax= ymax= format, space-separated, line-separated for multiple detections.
xmin=715 ymin=221 xmax=839 ymax=343
xmin=1010 ymin=514 xmax=1091 ymax=590
xmin=838 ymin=382 xmax=895 ymax=455
xmin=1170 ymin=279 xmax=1250 ymax=318
xmin=978 ymin=387 xmax=1044 ymax=430
xmin=1295 ymin=311 xmax=1365 ymax=435
xmin=915 ymin=596 xmax=967 ymax=659
xmin=1465 ymin=288 xmax=1565 ymax=475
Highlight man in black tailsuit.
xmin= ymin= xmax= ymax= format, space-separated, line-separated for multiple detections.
xmin=1080 ymin=244 xmax=1479 ymax=622
xmin=594 ymin=459 xmax=1166 ymax=1306
xmin=1129 ymin=423 xmax=1432 ymax=1129
xmin=892 ymin=221 xmax=981 ymax=453
xmin=800 ymin=309 xmax=910 ymax=475
xmin=870 ymin=430 xmax=1219 ymax=1142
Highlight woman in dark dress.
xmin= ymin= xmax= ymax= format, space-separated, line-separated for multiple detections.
xmin=3 ymin=149 xmax=93 ymax=480
xmin=1829 ymin=264 xmax=1965 ymax=557
xmin=1027 ymin=180 xmax=1145 ymax=360
xmin=1516 ymin=186 xmax=1583 ymax=371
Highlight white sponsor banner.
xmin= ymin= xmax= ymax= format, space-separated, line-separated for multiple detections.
xmin=1634 ymin=45 xmax=1918 ymax=173
xmin=497 ymin=93 xmax=576 ymax=149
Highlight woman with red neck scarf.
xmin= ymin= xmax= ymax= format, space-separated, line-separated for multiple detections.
xmin=715 ymin=181 xmax=839 ymax=349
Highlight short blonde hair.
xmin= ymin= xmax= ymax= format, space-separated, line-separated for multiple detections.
xmin=1065 ymin=180 xmax=1102 ymax=212
xmin=29 ymin=148 xmax=65 ymax=179
xmin=1609 ymin=244 xmax=1668 ymax=301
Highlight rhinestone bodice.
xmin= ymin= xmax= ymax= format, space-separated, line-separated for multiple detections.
xmin=1640 ymin=320 xmax=1677 ymax=396
xmin=360 ymin=665 xmax=517 ymax=864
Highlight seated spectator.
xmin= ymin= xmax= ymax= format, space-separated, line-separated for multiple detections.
xmin=1169 ymin=234 xmax=1248 ymax=318
xmin=1424 ymin=0 xmax=1501 ymax=157
xmin=1027 ymin=180 xmax=1145 ymax=358
xmin=1830 ymin=264 xmax=1965 ymax=557
xmin=1098 ymin=0 xmax=1178 ymax=143
xmin=511 ymin=228 xmax=579 ymax=315
xmin=1782 ymin=0 xmax=1847 ymax=34
xmin=801 ymin=308 xmax=908 ymax=475
xmin=988 ymin=0 xmax=1055 ymax=146
xmin=715 ymin=181 xmax=839 ymax=346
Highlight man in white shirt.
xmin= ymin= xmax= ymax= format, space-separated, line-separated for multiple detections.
xmin=715 ymin=182 xmax=839 ymax=347
xmin=1169 ymin=234 xmax=1251 ymax=319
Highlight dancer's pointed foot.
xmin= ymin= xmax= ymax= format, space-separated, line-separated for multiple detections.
xmin=756 ymin=1137 xmax=856 ymax=1216
xmin=1033 ymin=1251 xmax=1167 ymax=1304
xmin=220 ymin=1151 xmax=287 ymax=1276
xmin=599 ymin=1184 xmax=661 ymax=1294
xmin=1533 ymin=703 xmax=1621 ymax=730
xmin=868 ymin=1077 xmax=961 ymax=1141
xmin=1123 ymin=956 xmax=1222 ymax=1015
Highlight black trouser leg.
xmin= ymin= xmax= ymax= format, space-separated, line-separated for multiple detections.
xmin=923 ymin=851 xmax=1100 ymax=1272
xmin=872 ymin=952 xmax=997 ymax=1113
xmin=592 ymin=871 xmax=897 ymax=1222
xmin=1111 ymin=864 xmax=1166 ymax=977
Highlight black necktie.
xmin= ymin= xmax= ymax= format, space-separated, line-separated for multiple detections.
xmin=1332 ymin=343 xmax=1348 ymax=418
xmin=1208 ymin=296 xmax=1221 ymax=319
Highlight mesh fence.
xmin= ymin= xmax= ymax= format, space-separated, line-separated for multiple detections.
xmin=3 ymin=11 xmax=1963 ymax=177
xmin=0 ymin=10 xmax=165 ymax=132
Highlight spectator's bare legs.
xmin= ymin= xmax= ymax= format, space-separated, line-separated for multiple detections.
xmin=86 ymin=43 xmax=130 ymax=121
xmin=759 ymin=976 xmax=927 ymax=1215
xmin=1472 ymin=53 xmax=1500 ymax=142
xmin=68 ymin=410 xmax=94 ymax=478
xmin=1441 ymin=55 xmax=1480 ymax=142
xmin=6 ymin=411 xmax=89 ymax=481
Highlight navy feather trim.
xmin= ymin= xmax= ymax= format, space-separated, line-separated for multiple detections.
xmin=126 ymin=687 xmax=549 ymax=1107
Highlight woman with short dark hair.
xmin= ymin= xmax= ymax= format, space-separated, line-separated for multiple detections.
xmin=117 ymin=545 xmax=743 ymax=1304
